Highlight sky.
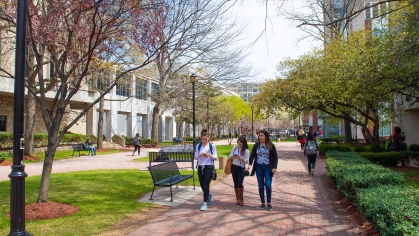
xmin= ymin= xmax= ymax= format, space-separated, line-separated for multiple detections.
xmin=233 ymin=0 xmax=322 ymax=81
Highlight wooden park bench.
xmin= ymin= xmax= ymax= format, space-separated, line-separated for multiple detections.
xmin=147 ymin=161 xmax=194 ymax=202
xmin=71 ymin=144 xmax=90 ymax=157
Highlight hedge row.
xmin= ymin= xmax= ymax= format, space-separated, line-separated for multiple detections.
xmin=358 ymin=151 xmax=419 ymax=167
xmin=123 ymin=137 xmax=158 ymax=145
xmin=326 ymin=151 xmax=419 ymax=235
xmin=0 ymin=133 xmax=86 ymax=150
xmin=319 ymin=143 xmax=352 ymax=154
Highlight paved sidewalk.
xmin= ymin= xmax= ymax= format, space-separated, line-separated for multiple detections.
xmin=130 ymin=141 xmax=358 ymax=236
xmin=0 ymin=140 xmax=358 ymax=235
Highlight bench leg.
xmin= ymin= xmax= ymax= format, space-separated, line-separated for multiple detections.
xmin=149 ymin=186 xmax=156 ymax=200
xmin=170 ymin=185 xmax=173 ymax=202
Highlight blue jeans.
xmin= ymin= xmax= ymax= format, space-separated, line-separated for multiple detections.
xmin=255 ymin=164 xmax=273 ymax=204
xmin=89 ymin=146 xmax=96 ymax=155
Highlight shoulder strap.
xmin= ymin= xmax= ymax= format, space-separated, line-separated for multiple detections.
xmin=209 ymin=143 xmax=213 ymax=155
xmin=198 ymin=143 xmax=202 ymax=152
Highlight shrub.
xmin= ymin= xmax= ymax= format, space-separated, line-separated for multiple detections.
xmin=357 ymin=186 xmax=419 ymax=235
xmin=409 ymin=143 xmax=419 ymax=152
xmin=354 ymin=146 xmax=366 ymax=152
xmin=370 ymin=144 xmax=385 ymax=153
xmin=357 ymin=152 xmax=400 ymax=166
xmin=141 ymin=138 xmax=158 ymax=145
xmin=319 ymin=143 xmax=351 ymax=154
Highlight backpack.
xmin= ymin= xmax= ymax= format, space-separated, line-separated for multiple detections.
xmin=133 ymin=137 xmax=139 ymax=145
xmin=306 ymin=140 xmax=317 ymax=155
xmin=197 ymin=142 xmax=213 ymax=155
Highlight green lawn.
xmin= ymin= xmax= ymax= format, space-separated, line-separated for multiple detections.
xmin=0 ymin=169 xmax=209 ymax=235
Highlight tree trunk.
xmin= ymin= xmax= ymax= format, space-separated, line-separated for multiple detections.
xmin=151 ymin=102 xmax=161 ymax=140
xmin=97 ymin=96 xmax=105 ymax=149
xmin=344 ymin=118 xmax=352 ymax=144
xmin=24 ymin=77 xmax=36 ymax=156
xmin=37 ymin=134 xmax=60 ymax=202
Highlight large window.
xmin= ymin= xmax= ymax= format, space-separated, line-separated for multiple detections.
xmin=365 ymin=2 xmax=389 ymax=19
xmin=116 ymin=75 xmax=131 ymax=97
xmin=0 ymin=116 xmax=6 ymax=132
xmin=150 ymin=82 xmax=158 ymax=102
xmin=135 ymin=80 xmax=148 ymax=100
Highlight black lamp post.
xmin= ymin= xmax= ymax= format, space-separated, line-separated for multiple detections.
xmin=251 ymin=108 xmax=254 ymax=142
xmin=190 ymin=74 xmax=197 ymax=147
xmin=9 ymin=0 xmax=32 ymax=235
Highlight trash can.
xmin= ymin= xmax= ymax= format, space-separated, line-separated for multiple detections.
xmin=218 ymin=156 xmax=227 ymax=170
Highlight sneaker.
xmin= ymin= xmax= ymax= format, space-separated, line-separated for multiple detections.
xmin=267 ymin=204 xmax=273 ymax=211
xmin=207 ymin=194 xmax=212 ymax=205
xmin=311 ymin=169 xmax=314 ymax=176
xmin=260 ymin=203 xmax=266 ymax=209
xmin=200 ymin=203 xmax=207 ymax=211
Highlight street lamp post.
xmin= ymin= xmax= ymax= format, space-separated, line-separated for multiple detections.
xmin=190 ymin=74 xmax=197 ymax=150
xmin=9 ymin=0 xmax=32 ymax=235
xmin=251 ymin=108 xmax=254 ymax=142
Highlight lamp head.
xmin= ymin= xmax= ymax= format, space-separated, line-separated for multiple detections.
xmin=190 ymin=73 xmax=197 ymax=83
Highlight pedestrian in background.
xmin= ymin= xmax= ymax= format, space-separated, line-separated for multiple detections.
xmin=248 ymin=130 xmax=278 ymax=211
xmin=132 ymin=133 xmax=141 ymax=156
xmin=304 ymin=132 xmax=319 ymax=176
xmin=84 ymin=138 xmax=96 ymax=156
xmin=229 ymin=136 xmax=250 ymax=206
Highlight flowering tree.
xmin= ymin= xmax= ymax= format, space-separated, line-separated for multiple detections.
xmin=0 ymin=0 xmax=166 ymax=202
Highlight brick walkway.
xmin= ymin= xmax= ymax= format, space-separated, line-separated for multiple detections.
xmin=130 ymin=142 xmax=357 ymax=236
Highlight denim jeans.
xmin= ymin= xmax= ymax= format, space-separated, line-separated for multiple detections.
xmin=255 ymin=164 xmax=273 ymax=204
xmin=198 ymin=165 xmax=213 ymax=202
xmin=307 ymin=154 xmax=316 ymax=172
xmin=89 ymin=146 xmax=96 ymax=155
xmin=231 ymin=164 xmax=244 ymax=188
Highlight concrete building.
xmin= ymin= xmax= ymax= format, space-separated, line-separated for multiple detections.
xmin=225 ymin=82 xmax=263 ymax=102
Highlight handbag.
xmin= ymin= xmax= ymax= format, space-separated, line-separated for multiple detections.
xmin=400 ymin=140 xmax=407 ymax=150
xmin=212 ymin=169 xmax=217 ymax=180
xmin=242 ymin=168 xmax=249 ymax=177
xmin=224 ymin=158 xmax=232 ymax=175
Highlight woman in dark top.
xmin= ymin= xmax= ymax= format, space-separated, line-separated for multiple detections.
xmin=391 ymin=126 xmax=405 ymax=151
xmin=248 ymin=130 xmax=278 ymax=211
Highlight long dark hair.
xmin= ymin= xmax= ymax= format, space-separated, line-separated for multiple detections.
xmin=258 ymin=130 xmax=272 ymax=150
xmin=394 ymin=126 xmax=401 ymax=134
xmin=237 ymin=136 xmax=249 ymax=155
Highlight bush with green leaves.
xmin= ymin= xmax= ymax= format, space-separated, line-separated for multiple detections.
xmin=319 ymin=143 xmax=352 ymax=154
xmin=370 ymin=143 xmax=385 ymax=153
xmin=357 ymin=186 xmax=419 ymax=235
xmin=0 ymin=133 xmax=86 ymax=150
xmin=353 ymin=146 xmax=366 ymax=152
xmin=141 ymin=138 xmax=158 ymax=145
xmin=326 ymin=151 xmax=405 ymax=201
xmin=357 ymin=152 xmax=400 ymax=166
xmin=409 ymin=143 xmax=419 ymax=152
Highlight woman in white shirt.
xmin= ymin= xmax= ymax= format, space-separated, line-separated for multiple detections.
xmin=229 ymin=136 xmax=250 ymax=206
xmin=194 ymin=129 xmax=217 ymax=211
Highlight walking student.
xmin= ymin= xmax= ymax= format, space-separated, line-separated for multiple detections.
xmin=132 ymin=133 xmax=141 ymax=156
xmin=248 ymin=130 xmax=278 ymax=211
xmin=228 ymin=136 xmax=250 ymax=206
xmin=304 ymin=132 xmax=319 ymax=176
xmin=195 ymin=128 xmax=217 ymax=211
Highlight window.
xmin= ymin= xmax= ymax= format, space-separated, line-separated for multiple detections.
xmin=116 ymin=75 xmax=131 ymax=97
xmin=150 ymin=82 xmax=158 ymax=102
xmin=365 ymin=2 xmax=389 ymax=19
xmin=0 ymin=116 xmax=6 ymax=131
xmin=135 ymin=80 xmax=148 ymax=100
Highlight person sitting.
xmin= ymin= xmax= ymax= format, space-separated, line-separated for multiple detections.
xmin=84 ymin=138 xmax=96 ymax=156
